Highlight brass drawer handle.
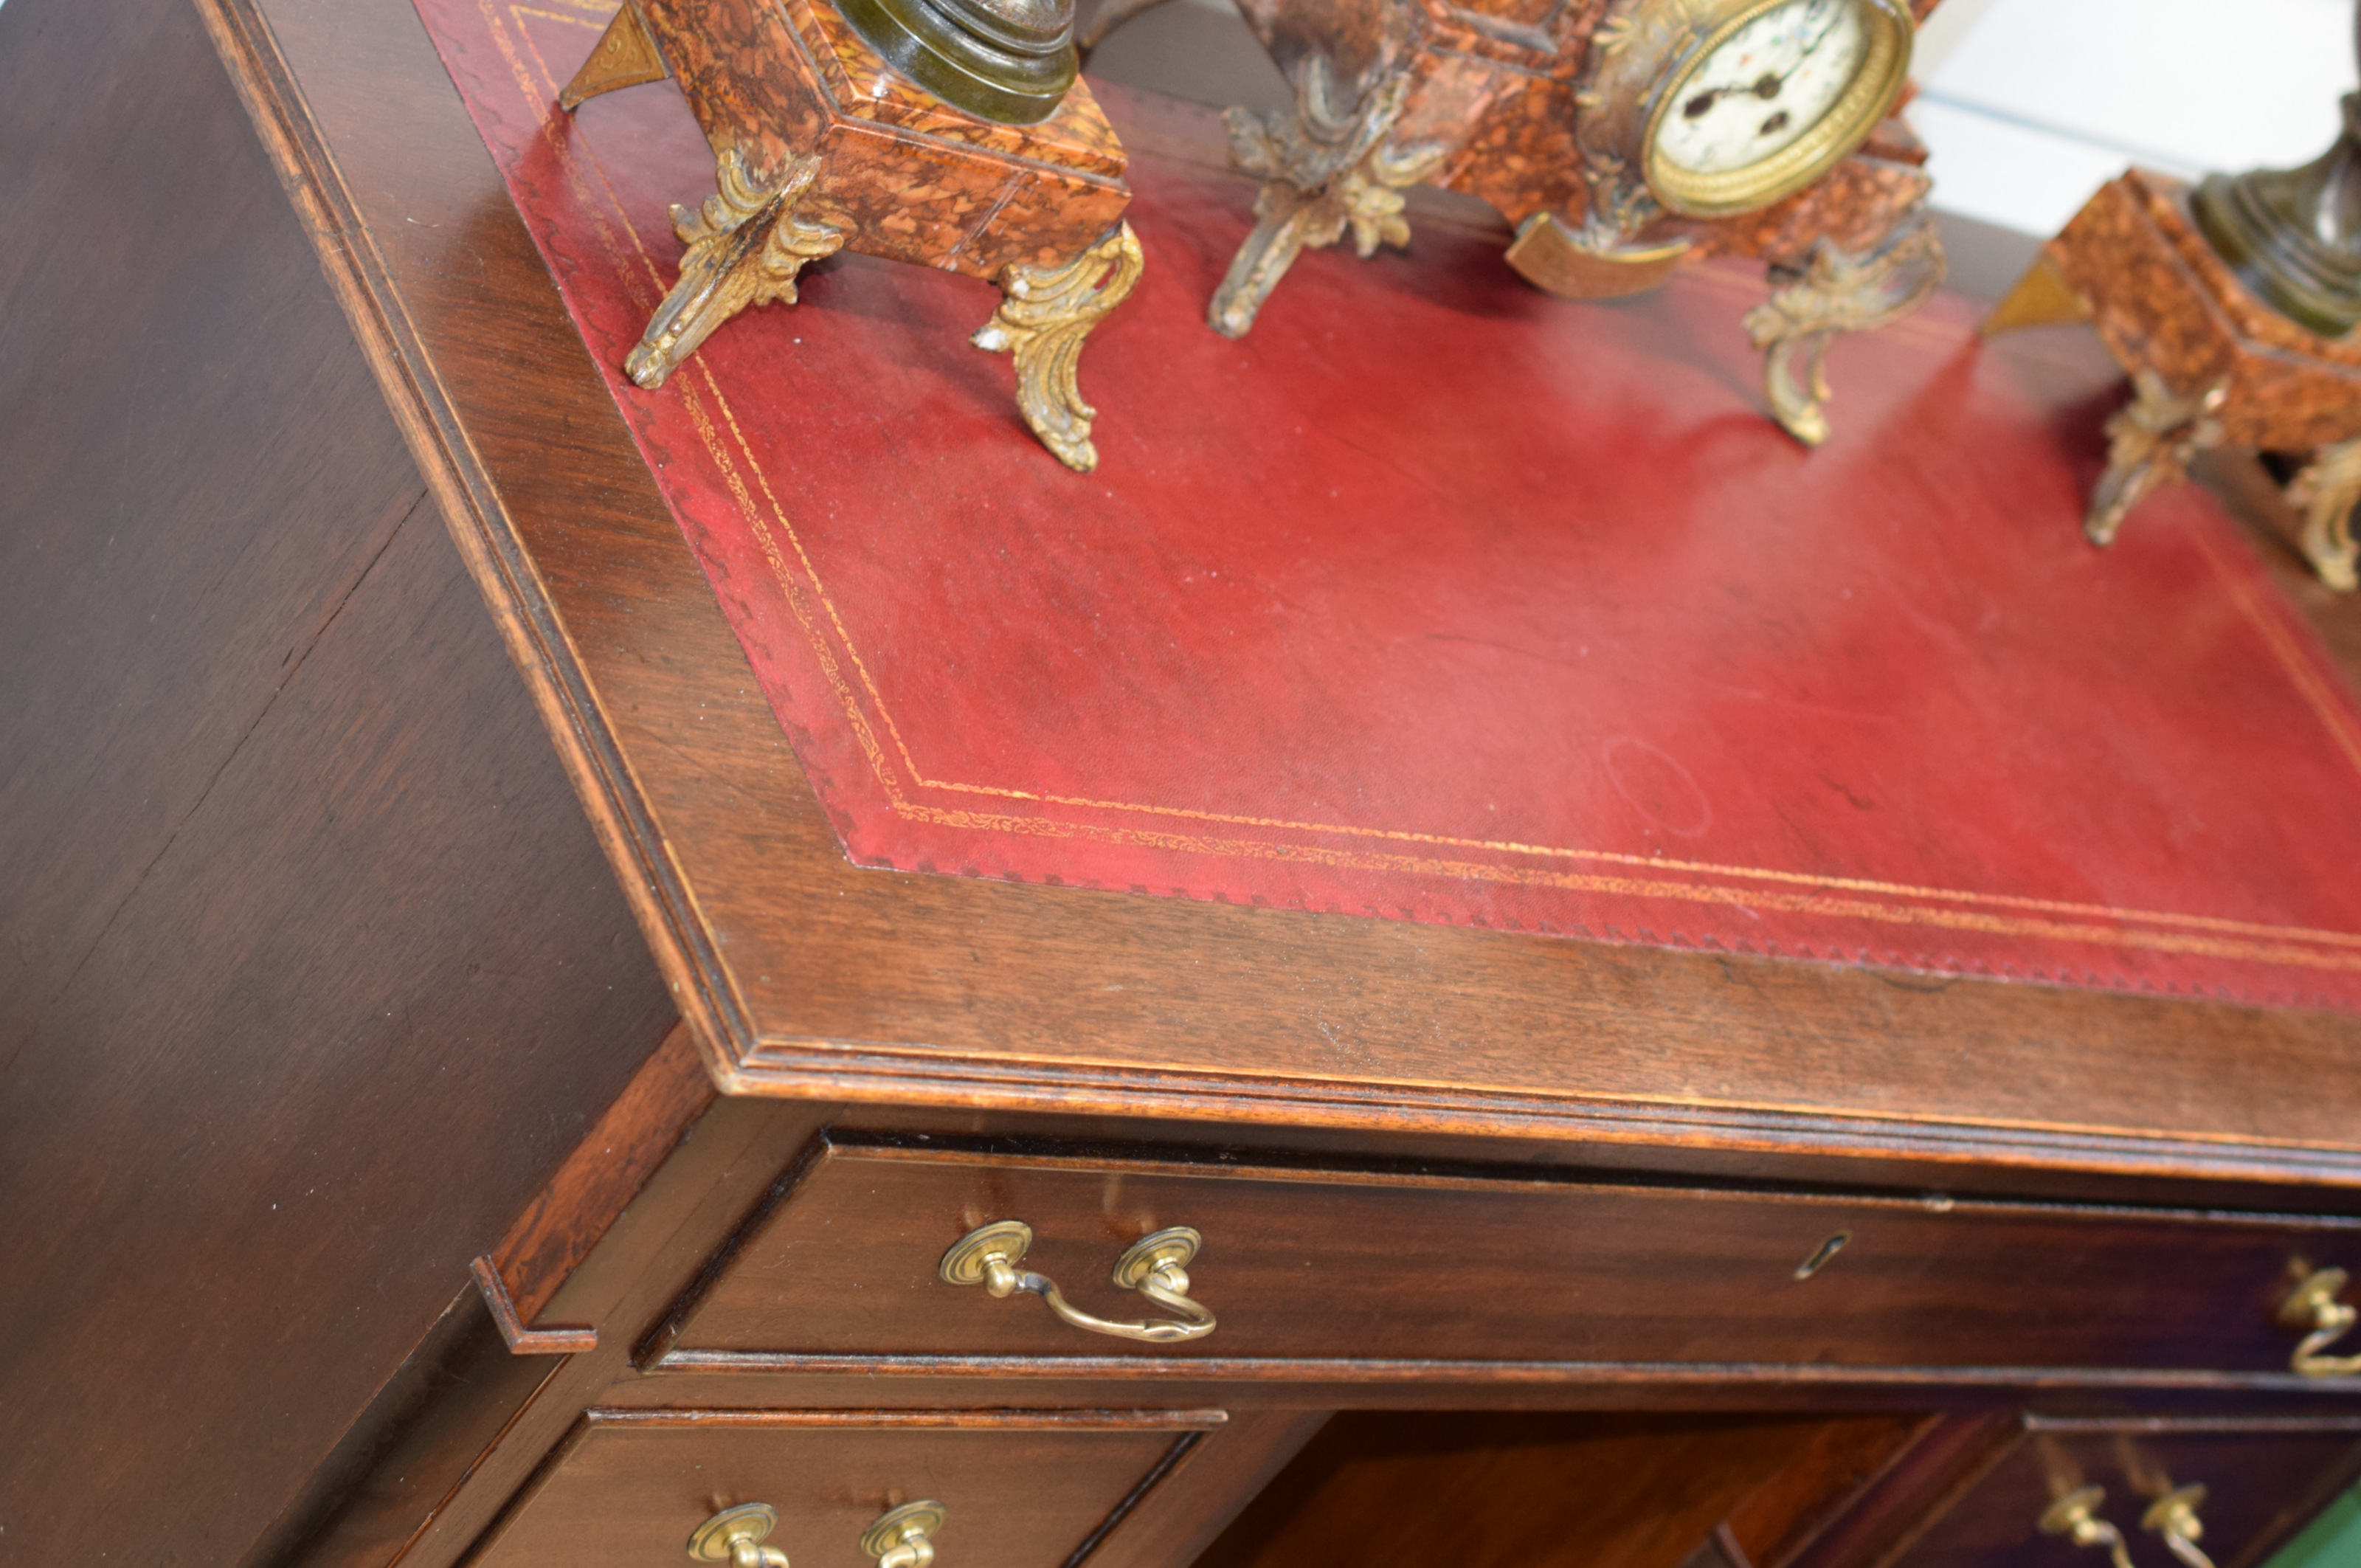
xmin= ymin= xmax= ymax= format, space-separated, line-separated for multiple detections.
xmin=2039 ymin=1487 xmax=2136 ymax=1568
xmin=938 ymin=1221 xmax=1216 ymax=1343
xmin=689 ymin=1504 xmax=791 ymax=1568
xmin=689 ymin=1502 xmax=947 ymax=1568
xmin=2279 ymin=1268 xmax=2361 ymax=1376
xmin=2141 ymin=1485 xmax=2218 ymax=1568
xmin=862 ymin=1502 xmax=947 ymax=1568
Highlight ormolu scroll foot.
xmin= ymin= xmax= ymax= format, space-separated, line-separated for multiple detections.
xmin=972 ymin=222 xmax=1145 ymax=473
xmin=2087 ymin=368 xmax=2228 ymax=545
xmin=625 ymin=148 xmax=846 ymax=390
xmin=1743 ymin=211 xmax=1946 ymax=446
xmin=558 ymin=0 xmax=671 ymax=111
xmin=2286 ymin=435 xmax=2361 ymax=591
xmin=1209 ymin=61 xmax=1448 ymax=339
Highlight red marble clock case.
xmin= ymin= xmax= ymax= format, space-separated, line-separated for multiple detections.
xmin=1144 ymin=0 xmax=1946 ymax=442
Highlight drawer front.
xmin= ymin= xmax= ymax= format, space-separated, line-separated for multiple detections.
xmin=658 ymin=1137 xmax=2361 ymax=1373
xmin=1891 ymin=1420 xmax=2361 ymax=1568
xmin=469 ymin=1411 xmax=1211 ymax=1568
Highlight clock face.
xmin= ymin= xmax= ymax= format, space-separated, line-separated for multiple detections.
xmin=1653 ymin=0 xmax=1867 ymax=177
xmin=1622 ymin=0 xmax=1912 ymax=219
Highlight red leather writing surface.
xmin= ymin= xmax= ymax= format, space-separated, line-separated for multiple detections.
xmin=422 ymin=0 xmax=2361 ymax=1009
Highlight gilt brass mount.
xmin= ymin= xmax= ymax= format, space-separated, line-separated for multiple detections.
xmin=2039 ymin=1486 xmax=2137 ymax=1568
xmin=689 ymin=1503 xmax=792 ymax=1567
xmin=2278 ymin=1265 xmax=2361 ymax=1375
xmin=2141 ymin=1484 xmax=2218 ymax=1568
xmin=938 ymin=1220 xmax=1217 ymax=1341
xmin=860 ymin=1501 xmax=948 ymax=1568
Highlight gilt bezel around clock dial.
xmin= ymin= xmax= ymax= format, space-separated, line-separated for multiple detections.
xmin=1580 ymin=0 xmax=1915 ymax=227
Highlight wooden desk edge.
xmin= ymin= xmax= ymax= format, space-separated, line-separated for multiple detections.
xmin=193 ymin=0 xmax=2361 ymax=1190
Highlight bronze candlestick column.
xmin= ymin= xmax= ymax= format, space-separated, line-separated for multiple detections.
xmin=834 ymin=0 xmax=1080 ymax=123
xmin=2190 ymin=2 xmax=2361 ymax=338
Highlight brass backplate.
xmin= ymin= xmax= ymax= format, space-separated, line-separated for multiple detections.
xmin=2142 ymin=1483 xmax=2208 ymax=1536
xmin=860 ymin=1500 xmax=949 ymax=1558
xmin=938 ymin=1220 xmax=1032 ymax=1284
xmin=690 ymin=1502 xmax=781 ymax=1561
xmin=1110 ymin=1226 xmax=1201 ymax=1288
xmin=2280 ymin=1266 xmax=2350 ymax=1326
xmin=2039 ymin=1485 xmax=2109 ymax=1536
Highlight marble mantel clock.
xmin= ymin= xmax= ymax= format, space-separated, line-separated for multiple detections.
xmin=1090 ymin=0 xmax=1946 ymax=444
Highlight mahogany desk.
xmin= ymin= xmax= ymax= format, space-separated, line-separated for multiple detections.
xmin=10 ymin=1 xmax=2361 ymax=1567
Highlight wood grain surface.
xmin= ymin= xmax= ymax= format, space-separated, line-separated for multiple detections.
xmin=1193 ymin=1410 xmax=1926 ymax=1568
xmin=0 ymin=1 xmax=676 ymax=1561
xmin=654 ymin=1136 xmax=2361 ymax=1378
xmin=256 ymin=1074 xmax=2361 ymax=1568
xmin=488 ymin=1020 xmax=718 ymax=1328
xmin=469 ymin=1412 xmax=1209 ymax=1568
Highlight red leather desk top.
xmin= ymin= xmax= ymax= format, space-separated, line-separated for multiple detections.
xmin=422 ymin=0 xmax=2361 ymax=1012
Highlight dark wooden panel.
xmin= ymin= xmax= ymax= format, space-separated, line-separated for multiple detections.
xmin=0 ymin=489 xmax=675 ymax=1564
xmin=470 ymin=1412 xmax=1217 ymax=1568
xmin=241 ymin=1282 xmax=572 ymax=1568
xmin=1729 ymin=1412 xmax=1941 ymax=1568
xmin=271 ymin=1097 xmax=846 ymax=1568
xmin=1893 ymin=1420 xmax=2361 ymax=1568
xmin=1785 ymin=1414 xmax=2023 ymax=1568
xmin=1088 ymin=1410 xmax=1334 ymax=1568
xmin=657 ymin=1139 xmax=2361 ymax=1375
xmin=0 ymin=0 xmax=423 ymax=1064
xmin=1193 ymin=1411 xmax=1925 ymax=1568
xmin=488 ymin=1019 xmax=718 ymax=1328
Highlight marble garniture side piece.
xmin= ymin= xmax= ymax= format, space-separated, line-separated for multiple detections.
xmin=561 ymin=0 xmax=1143 ymax=472
xmin=1986 ymin=169 xmax=2361 ymax=592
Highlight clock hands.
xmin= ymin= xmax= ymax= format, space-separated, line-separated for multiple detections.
xmin=1678 ymin=8 xmax=1846 ymax=124
xmin=1676 ymin=70 xmax=1782 ymax=122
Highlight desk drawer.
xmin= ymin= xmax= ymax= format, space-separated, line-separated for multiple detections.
xmin=655 ymin=1137 xmax=2361 ymax=1375
xmin=1890 ymin=1418 xmax=2361 ymax=1568
xmin=469 ymin=1410 xmax=1212 ymax=1568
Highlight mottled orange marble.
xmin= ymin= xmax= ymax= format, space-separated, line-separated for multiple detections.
xmin=2052 ymin=170 xmax=2361 ymax=452
xmin=1685 ymin=145 xmax=1932 ymax=268
xmin=1229 ymin=0 xmax=1932 ymax=259
xmin=637 ymin=0 xmax=1130 ymax=279
xmin=1408 ymin=52 xmax=1591 ymax=226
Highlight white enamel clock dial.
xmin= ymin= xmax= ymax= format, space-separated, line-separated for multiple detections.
xmin=1653 ymin=0 xmax=1868 ymax=176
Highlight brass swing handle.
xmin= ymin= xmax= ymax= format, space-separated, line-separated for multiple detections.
xmin=688 ymin=1502 xmax=947 ymax=1568
xmin=2142 ymin=1485 xmax=2218 ymax=1568
xmin=2040 ymin=1487 xmax=2137 ymax=1568
xmin=938 ymin=1221 xmax=1217 ymax=1343
xmin=2039 ymin=1482 xmax=2219 ymax=1568
xmin=2279 ymin=1267 xmax=2361 ymax=1377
